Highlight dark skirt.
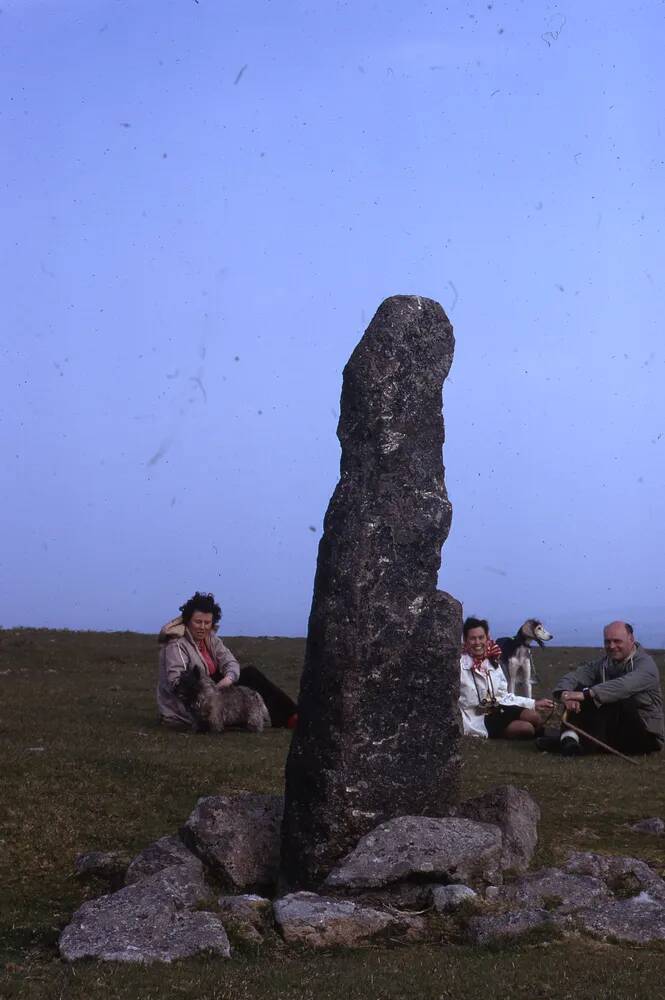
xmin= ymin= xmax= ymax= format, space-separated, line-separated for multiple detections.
xmin=238 ymin=665 xmax=297 ymax=728
xmin=484 ymin=704 xmax=524 ymax=739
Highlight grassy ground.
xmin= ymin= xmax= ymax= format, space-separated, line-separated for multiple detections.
xmin=2 ymin=629 xmax=665 ymax=999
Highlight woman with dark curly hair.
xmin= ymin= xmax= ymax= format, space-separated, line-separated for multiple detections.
xmin=459 ymin=616 xmax=552 ymax=740
xmin=157 ymin=591 xmax=298 ymax=730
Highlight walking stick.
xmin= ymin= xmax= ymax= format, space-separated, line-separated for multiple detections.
xmin=562 ymin=710 xmax=640 ymax=765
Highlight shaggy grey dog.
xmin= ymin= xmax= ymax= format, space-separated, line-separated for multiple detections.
xmin=174 ymin=667 xmax=270 ymax=734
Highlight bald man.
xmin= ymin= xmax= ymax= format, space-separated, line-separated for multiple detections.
xmin=536 ymin=621 xmax=664 ymax=756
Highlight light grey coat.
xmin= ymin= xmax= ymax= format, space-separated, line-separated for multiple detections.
xmin=553 ymin=644 xmax=664 ymax=742
xmin=459 ymin=653 xmax=535 ymax=738
xmin=157 ymin=618 xmax=241 ymax=726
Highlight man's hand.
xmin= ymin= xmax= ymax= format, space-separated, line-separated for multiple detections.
xmin=534 ymin=698 xmax=554 ymax=712
xmin=561 ymin=690 xmax=584 ymax=713
xmin=216 ymin=676 xmax=234 ymax=689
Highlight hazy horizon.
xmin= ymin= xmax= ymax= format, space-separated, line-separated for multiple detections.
xmin=3 ymin=612 xmax=663 ymax=652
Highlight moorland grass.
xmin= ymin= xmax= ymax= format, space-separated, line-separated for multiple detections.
xmin=2 ymin=629 xmax=665 ymax=999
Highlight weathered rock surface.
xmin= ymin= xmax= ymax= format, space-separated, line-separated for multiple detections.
xmin=628 ymin=817 xmax=665 ymax=836
xmin=74 ymin=850 xmax=129 ymax=888
xmin=217 ymin=894 xmax=273 ymax=943
xmin=125 ymin=834 xmax=202 ymax=885
xmin=431 ymin=884 xmax=478 ymax=913
xmin=467 ymin=908 xmax=554 ymax=945
xmin=468 ymin=855 xmax=665 ymax=947
xmin=181 ymin=792 xmax=282 ymax=893
xmin=563 ymin=852 xmax=665 ymax=901
xmin=572 ymin=897 xmax=665 ymax=943
xmin=344 ymin=882 xmax=434 ymax=909
xmin=273 ymin=892 xmax=426 ymax=948
xmin=59 ymin=864 xmax=229 ymax=963
xmin=323 ymin=816 xmax=503 ymax=892
xmin=282 ymin=295 xmax=462 ymax=889
xmin=455 ymin=785 xmax=540 ymax=874
xmin=495 ymin=867 xmax=611 ymax=913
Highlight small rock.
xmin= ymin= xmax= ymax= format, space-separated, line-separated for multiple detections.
xmin=573 ymin=898 xmax=665 ymax=943
xmin=324 ymin=816 xmax=503 ymax=892
xmin=59 ymin=864 xmax=228 ymax=963
xmin=125 ymin=835 xmax=202 ymax=885
xmin=401 ymin=914 xmax=429 ymax=942
xmin=454 ymin=785 xmax=539 ymax=874
xmin=217 ymin=894 xmax=273 ymax=942
xmin=628 ymin=817 xmax=665 ymax=836
xmin=431 ymin=884 xmax=477 ymax=913
xmin=273 ymin=892 xmax=425 ymax=949
xmin=467 ymin=907 xmax=554 ymax=945
xmin=74 ymin=850 xmax=130 ymax=887
xmin=181 ymin=792 xmax=283 ymax=894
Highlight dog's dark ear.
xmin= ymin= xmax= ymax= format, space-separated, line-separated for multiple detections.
xmin=174 ymin=668 xmax=198 ymax=698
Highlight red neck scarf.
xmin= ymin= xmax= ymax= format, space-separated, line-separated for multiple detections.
xmin=464 ymin=638 xmax=502 ymax=671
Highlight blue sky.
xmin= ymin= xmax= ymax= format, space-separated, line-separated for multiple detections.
xmin=2 ymin=0 xmax=663 ymax=646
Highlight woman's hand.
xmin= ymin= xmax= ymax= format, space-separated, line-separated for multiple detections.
xmin=534 ymin=698 xmax=554 ymax=712
xmin=216 ymin=676 xmax=234 ymax=689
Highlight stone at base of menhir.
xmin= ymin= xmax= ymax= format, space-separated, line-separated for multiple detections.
xmin=323 ymin=815 xmax=503 ymax=892
xmin=59 ymin=865 xmax=229 ymax=963
xmin=124 ymin=834 xmax=202 ymax=885
xmin=563 ymin=851 xmax=665 ymax=900
xmin=467 ymin=907 xmax=555 ymax=946
xmin=273 ymin=892 xmax=426 ymax=949
xmin=453 ymin=784 xmax=540 ymax=874
xmin=572 ymin=898 xmax=665 ymax=943
xmin=180 ymin=791 xmax=283 ymax=894
xmin=335 ymin=881 xmax=434 ymax=909
xmin=74 ymin=850 xmax=129 ymax=888
xmin=494 ymin=867 xmax=610 ymax=914
xmin=431 ymin=884 xmax=478 ymax=913
xmin=217 ymin=894 xmax=273 ymax=943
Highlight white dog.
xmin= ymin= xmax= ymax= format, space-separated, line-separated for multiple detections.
xmin=496 ymin=619 xmax=553 ymax=699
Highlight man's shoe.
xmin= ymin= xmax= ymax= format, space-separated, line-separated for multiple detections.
xmin=535 ymin=732 xmax=583 ymax=755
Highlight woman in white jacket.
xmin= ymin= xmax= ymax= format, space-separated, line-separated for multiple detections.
xmin=460 ymin=616 xmax=553 ymax=739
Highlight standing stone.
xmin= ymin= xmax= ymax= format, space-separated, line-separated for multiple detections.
xmin=282 ymin=295 xmax=462 ymax=889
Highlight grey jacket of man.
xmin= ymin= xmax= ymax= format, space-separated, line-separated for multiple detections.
xmin=554 ymin=644 xmax=664 ymax=742
xmin=156 ymin=618 xmax=241 ymax=726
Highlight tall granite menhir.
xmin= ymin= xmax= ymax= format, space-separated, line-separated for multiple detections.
xmin=281 ymin=295 xmax=462 ymax=890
